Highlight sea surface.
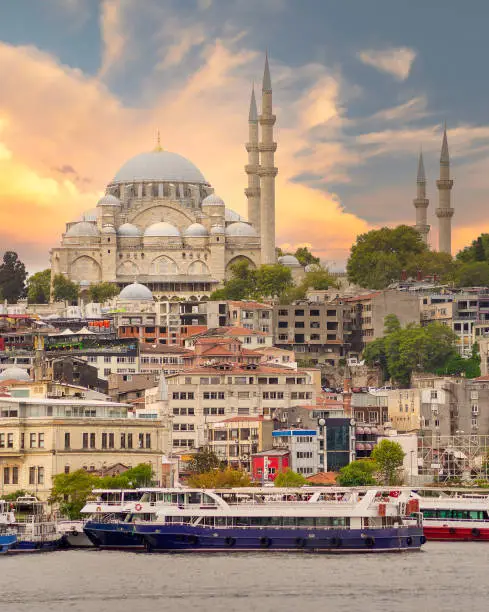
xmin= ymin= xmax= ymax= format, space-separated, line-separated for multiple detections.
xmin=0 ymin=543 xmax=488 ymax=612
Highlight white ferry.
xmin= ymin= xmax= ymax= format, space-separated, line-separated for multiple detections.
xmin=84 ymin=487 xmax=425 ymax=553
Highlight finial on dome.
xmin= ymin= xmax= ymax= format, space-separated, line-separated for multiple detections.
xmin=154 ymin=129 xmax=163 ymax=152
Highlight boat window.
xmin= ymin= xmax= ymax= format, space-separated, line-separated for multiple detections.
xmin=124 ymin=492 xmax=141 ymax=502
xmin=282 ymin=517 xmax=296 ymax=526
xmin=422 ymin=510 xmax=436 ymax=519
xmin=451 ymin=510 xmax=469 ymax=520
xmin=296 ymin=517 xmax=315 ymax=527
xmin=236 ymin=517 xmax=250 ymax=527
xmin=186 ymin=492 xmax=202 ymax=505
xmin=469 ymin=511 xmax=484 ymax=520
xmin=437 ymin=509 xmax=451 ymax=519
xmin=214 ymin=517 xmax=226 ymax=526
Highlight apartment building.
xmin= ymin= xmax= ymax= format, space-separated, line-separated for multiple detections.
xmin=0 ymin=397 xmax=166 ymax=499
xmin=182 ymin=337 xmax=263 ymax=368
xmin=163 ymin=363 xmax=318 ymax=453
xmin=272 ymin=301 xmax=345 ymax=367
xmin=271 ymin=429 xmax=320 ymax=476
xmin=207 ymin=301 xmax=273 ymax=333
xmin=139 ymin=344 xmax=192 ymax=375
xmin=207 ymin=416 xmax=274 ymax=472
xmin=185 ymin=327 xmax=273 ymax=352
xmin=344 ymin=290 xmax=420 ymax=352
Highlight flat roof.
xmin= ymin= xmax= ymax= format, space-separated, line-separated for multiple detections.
xmin=0 ymin=397 xmax=129 ymax=407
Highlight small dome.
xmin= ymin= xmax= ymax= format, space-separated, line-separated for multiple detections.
xmin=102 ymin=224 xmax=116 ymax=234
xmin=119 ymin=282 xmax=153 ymax=301
xmin=78 ymin=208 xmax=98 ymax=222
xmin=225 ymin=208 xmax=246 ymax=223
xmin=65 ymin=222 xmax=99 ymax=238
xmin=117 ymin=223 xmax=141 ymax=237
xmin=144 ymin=222 xmax=181 ymax=238
xmin=202 ymin=194 xmax=225 ymax=206
xmin=97 ymin=194 xmax=121 ymax=207
xmin=184 ymin=223 xmax=208 ymax=237
xmin=225 ymin=222 xmax=258 ymax=237
xmin=0 ymin=366 xmax=31 ymax=382
xmin=210 ymin=224 xmax=225 ymax=235
xmin=278 ymin=255 xmax=301 ymax=266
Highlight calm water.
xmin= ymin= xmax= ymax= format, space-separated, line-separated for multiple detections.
xmin=0 ymin=543 xmax=488 ymax=612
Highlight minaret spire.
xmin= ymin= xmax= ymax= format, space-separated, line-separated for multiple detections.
xmin=436 ymin=123 xmax=454 ymax=254
xmin=413 ymin=149 xmax=429 ymax=244
xmin=154 ymin=129 xmax=162 ymax=152
xmin=258 ymin=53 xmax=277 ymax=264
xmin=245 ymin=84 xmax=261 ymax=232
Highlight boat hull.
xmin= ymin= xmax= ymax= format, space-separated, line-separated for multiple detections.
xmin=84 ymin=522 xmax=144 ymax=550
xmin=135 ymin=525 xmax=424 ymax=553
xmin=423 ymin=524 xmax=489 ymax=542
xmin=7 ymin=539 xmax=62 ymax=553
xmin=0 ymin=534 xmax=17 ymax=554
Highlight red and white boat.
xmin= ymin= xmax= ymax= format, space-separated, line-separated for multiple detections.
xmin=411 ymin=489 xmax=489 ymax=541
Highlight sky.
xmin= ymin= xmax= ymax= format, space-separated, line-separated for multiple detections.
xmin=1 ymin=0 xmax=489 ymax=273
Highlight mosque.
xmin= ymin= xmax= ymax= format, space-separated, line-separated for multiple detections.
xmin=50 ymin=56 xmax=302 ymax=301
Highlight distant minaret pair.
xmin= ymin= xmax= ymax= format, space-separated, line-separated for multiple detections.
xmin=413 ymin=124 xmax=454 ymax=254
xmin=245 ymin=54 xmax=277 ymax=264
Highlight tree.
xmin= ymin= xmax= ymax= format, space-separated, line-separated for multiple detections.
xmin=347 ymin=226 xmax=428 ymax=289
xmin=454 ymin=261 xmax=489 ymax=287
xmin=97 ymin=464 xmax=154 ymax=489
xmin=50 ymin=470 xmax=97 ymax=519
xmin=0 ymin=251 xmax=27 ymax=302
xmin=210 ymin=260 xmax=257 ymax=301
xmin=88 ymin=282 xmax=120 ymax=303
xmin=256 ymin=264 xmax=293 ymax=298
xmin=186 ymin=449 xmax=224 ymax=474
xmin=434 ymin=343 xmax=481 ymax=379
xmin=294 ymin=246 xmax=320 ymax=267
xmin=188 ymin=468 xmax=251 ymax=488
xmin=336 ymin=459 xmax=378 ymax=486
xmin=52 ymin=274 xmax=79 ymax=303
xmin=412 ymin=250 xmax=455 ymax=281
xmin=273 ymin=469 xmax=307 ymax=487
xmin=27 ymin=269 xmax=51 ymax=304
xmin=371 ymin=440 xmax=405 ymax=485
xmin=456 ymin=233 xmax=489 ymax=263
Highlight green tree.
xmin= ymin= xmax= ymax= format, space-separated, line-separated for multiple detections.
xmin=97 ymin=464 xmax=154 ymax=489
xmin=88 ymin=282 xmax=120 ymax=303
xmin=52 ymin=274 xmax=79 ymax=303
xmin=336 ymin=459 xmax=378 ymax=486
xmin=454 ymin=261 xmax=489 ymax=287
xmin=50 ymin=470 xmax=97 ymax=519
xmin=273 ymin=469 xmax=308 ymax=487
xmin=187 ymin=449 xmax=224 ymax=474
xmin=434 ymin=343 xmax=481 ymax=379
xmin=0 ymin=251 xmax=27 ymax=302
xmin=210 ymin=260 xmax=257 ymax=300
xmin=256 ymin=264 xmax=293 ymax=298
xmin=294 ymin=246 xmax=320 ymax=267
xmin=371 ymin=440 xmax=405 ymax=485
xmin=475 ymin=237 xmax=486 ymax=262
xmin=347 ymin=226 xmax=428 ymax=289
xmin=456 ymin=233 xmax=489 ymax=263
xmin=413 ymin=250 xmax=455 ymax=281
xmin=188 ymin=468 xmax=251 ymax=488
xmin=27 ymin=269 xmax=51 ymax=304
xmin=363 ymin=337 xmax=388 ymax=380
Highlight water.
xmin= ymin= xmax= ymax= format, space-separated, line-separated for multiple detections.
xmin=0 ymin=543 xmax=488 ymax=612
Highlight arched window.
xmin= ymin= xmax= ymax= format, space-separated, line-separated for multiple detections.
xmin=188 ymin=260 xmax=210 ymax=275
xmin=151 ymin=256 xmax=178 ymax=275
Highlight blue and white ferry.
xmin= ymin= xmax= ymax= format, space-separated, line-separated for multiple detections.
xmin=84 ymin=487 xmax=425 ymax=553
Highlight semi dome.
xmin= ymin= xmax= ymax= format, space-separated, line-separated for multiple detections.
xmin=102 ymin=224 xmax=116 ymax=234
xmin=184 ymin=223 xmax=208 ymax=237
xmin=210 ymin=224 xmax=225 ymax=235
xmin=278 ymin=255 xmax=301 ymax=266
xmin=225 ymin=208 xmax=246 ymax=223
xmin=119 ymin=282 xmax=153 ymax=301
xmin=225 ymin=222 xmax=258 ymax=237
xmin=0 ymin=366 xmax=31 ymax=382
xmin=117 ymin=223 xmax=141 ymax=237
xmin=112 ymin=150 xmax=207 ymax=184
xmin=97 ymin=194 xmax=121 ymax=207
xmin=202 ymin=194 xmax=225 ymax=206
xmin=144 ymin=222 xmax=181 ymax=238
xmin=65 ymin=222 xmax=99 ymax=238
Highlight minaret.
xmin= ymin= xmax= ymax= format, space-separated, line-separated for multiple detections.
xmin=413 ymin=150 xmax=430 ymax=244
xmin=258 ymin=53 xmax=278 ymax=264
xmin=436 ymin=124 xmax=454 ymax=254
xmin=245 ymin=85 xmax=261 ymax=233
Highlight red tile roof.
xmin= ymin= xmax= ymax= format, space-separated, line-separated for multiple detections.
xmin=218 ymin=326 xmax=269 ymax=337
xmin=473 ymin=375 xmax=489 ymax=382
xmin=344 ymin=292 xmax=382 ymax=302
xmin=306 ymin=472 xmax=338 ymax=485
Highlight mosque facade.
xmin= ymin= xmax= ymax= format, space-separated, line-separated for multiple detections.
xmin=50 ymin=56 xmax=296 ymax=301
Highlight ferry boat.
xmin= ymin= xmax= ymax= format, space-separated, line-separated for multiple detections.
xmin=61 ymin=489 xmax=150 ymax=548
xmin=0 ymin=501 xmax=17 ymax=553
xmin=411 ymin=489 xmax=489 ymax=541
xmin=84 ymin=487 xmax=425 ymax=553
xmin=0 ymin=497 xmax=62 ymax=553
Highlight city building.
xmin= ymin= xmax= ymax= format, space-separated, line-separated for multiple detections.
xmin=0 ymin=396 xmax=166 ymax=499
xmin=271 ymin=429 xmax=320 ymax=476
xmin=251 ymin=449 xmax=290 ymax=483
xmin=207 ymin=301 xmax=273 ymax=333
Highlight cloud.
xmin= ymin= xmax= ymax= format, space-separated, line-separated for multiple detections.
xmin=98 ymin=0 xmax=126 ymax=78
xmin=358 ymin=47 xmax=416 ymax=81
xmin=370 ymin=96 xmax=428 ymax=123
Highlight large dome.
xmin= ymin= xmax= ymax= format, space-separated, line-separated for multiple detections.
xmin=226 ymin=222 xmax=257 ymax=237
xmin=119 ymin=282 xmax=153 ymax=301
xmin=144 ymin=222 xmax=181 ymax=237
xmin=65 ymin=222 xmax=99 ymax=238
xmin=0 ymin=366 xmax=31 ymax=382
xmin=112 ymin=150 xmax=207 ymax=184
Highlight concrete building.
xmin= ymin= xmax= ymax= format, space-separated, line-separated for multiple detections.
xmin=139 ymin=344 xmax=192 ymax=375
xmin=272 ymin=429 xmax=320 ymax=476
xmin=273 ymin=301 xmax=345 ymax=367
xmin=207 ymin=301 xmax=273 ymax=333
xmin=0 ymin=396 xmax=166 ymax=499
xmin=436 ymin=124 xmax=454 ymax=254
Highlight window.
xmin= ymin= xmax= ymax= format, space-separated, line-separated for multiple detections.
xmin=295 ymin=309 xmax=305 ymax=317
xmin=12 ymin=466 xmax=18 ymax=484
xmin=29 ymin=467 xmax=36 ymax=485
xmin=295 ymin=322 xmax=305 ymax=328
xmin=101 ymin=433 xmax=107 ymax=449
xmin=121 ymin=433 xmax=126 ymax=449
xmin=30 ymin=433 xmax=37 ymax=448
xmin=38 ymin=467 xmax=44 ymax=485
xmin=3 ymin=467 xmax=9 ymax=485
xmin=7 ymin=433 xmax=13 ymax=448
xmin=64 ymin=433 xmax=70 ymax=449
xmin=82 ymin=433 xmax=89 ymax=449
xmin=104 ymin=356 xmax=111 ymax=364
xmin=64 ymin=465 xmax=70 ymax=474
xmin=109 ymin=433 xmax=115 ymax=449
xmin=127 ymin=433 xmax=133 ymax=449
xmin=104 ymin=368 xmax=112 ymax=377
xmin=278 ymin=321 xmax=288 ymax=329
xmin=146 ymin=433 xmax=151 ymax=449
xmin=138 ymin=433 xmax=144 ymax=448
xmin=20 ymin=433 xmax=24 ymax=450
xmin=238 ymin=392 xmax=250 ymax=399
xmin=38 ymin=433 xmax=44 ymax=448
xmin=90 ymin=433 xmax=96 ymax=449
xmin=0 ymin=434 xmax=4 ymax=449
xmin=310 ymin=310 xmax=320 ymax=317
xmin=431 ymin=390 xmax=438 ymax=400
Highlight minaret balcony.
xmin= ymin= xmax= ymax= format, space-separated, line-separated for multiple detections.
xmin=258 ymin=167 xmax=278 ymax=178
xmin=435 ymin=207 xmax=454 ymax=218
xmin=245 ymin=164 xmax=260 ymax=174
xmin=413 ymin=198 xmax=429 ymax=209
xmin=259 ymin=114 xmax=276 ymax=126
xmin=245 ymin=187 xmax=261 ymax=197
xmin=245 ymin=142 xmax=260 ymax=152
xmin=258 ymin=142 xmax=277 ymax=153
xmin=436 ymin=179 xmax=454 ymax=189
